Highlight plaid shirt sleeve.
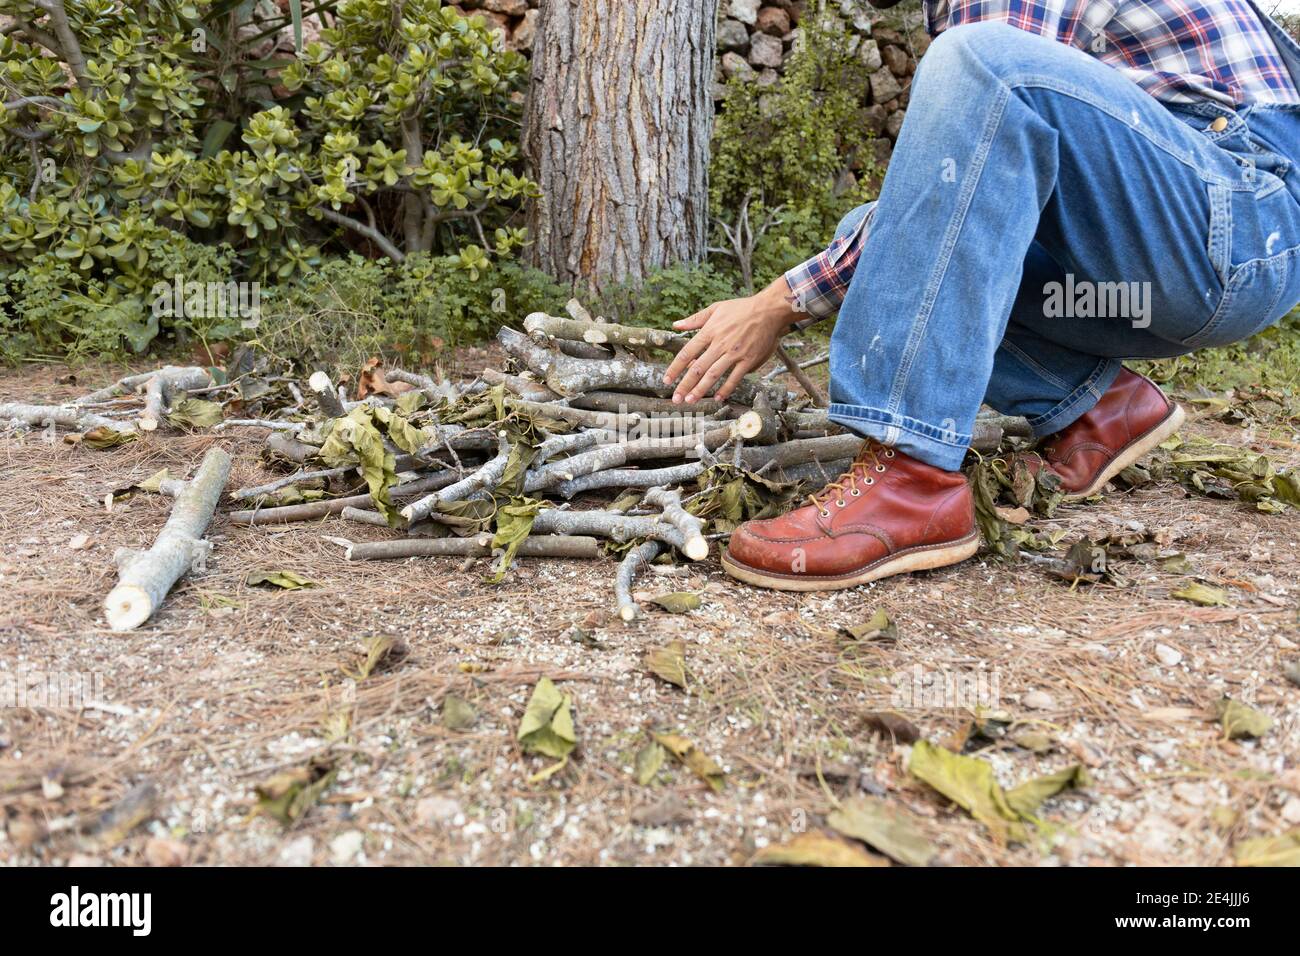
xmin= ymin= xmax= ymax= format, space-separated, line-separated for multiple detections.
xmin=781 ymin=204 xmax=874 ymax=328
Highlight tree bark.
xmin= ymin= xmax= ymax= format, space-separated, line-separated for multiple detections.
xmin=523 ymin=0 xmax=718 ymax=293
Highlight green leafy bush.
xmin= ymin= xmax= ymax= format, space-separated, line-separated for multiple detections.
xmin=708 ymin=9 xmax=878 ymax=289
xmin=589 ymin=263 xmax=741 ymax=330
xmin=249 ymin=252 xmax=569 ymax=372
xmin=0 ymin=0 xmax=534 ymax=358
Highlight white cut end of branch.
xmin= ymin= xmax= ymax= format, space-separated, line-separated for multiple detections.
xmin=733 ymin=411 xmax=763 ymax=440
xmin=104 ymin=583 xmax=152 ymax=632
xmin=308 ymin=371 xmax=334 ymax=393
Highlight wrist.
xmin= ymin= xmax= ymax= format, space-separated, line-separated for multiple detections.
xmin=753 ymin=277 xmax=799 ymax=330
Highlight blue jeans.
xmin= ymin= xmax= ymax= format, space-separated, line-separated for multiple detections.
xmin=827 ymin=22 xmax=1300 ymax=470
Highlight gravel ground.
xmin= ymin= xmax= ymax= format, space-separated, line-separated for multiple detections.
xmin=1 ymin=360 xmax=1298 ymax=867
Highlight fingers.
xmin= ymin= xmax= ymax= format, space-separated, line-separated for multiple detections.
xmin=680 ymin=349 xmax=736 ymax=404
xmin=671 ymin=342 xmax=721 ymax=402
xmin=663 ymin=327 xmax=712 ymax=387
xmin=672 ymin=304 xmax=714 ymax=331
xmin=714 ymin=362 xmax=751 ymax=404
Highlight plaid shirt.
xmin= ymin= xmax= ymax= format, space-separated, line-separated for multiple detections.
xmin=784 ymin=0 xmax=1300 ymax=323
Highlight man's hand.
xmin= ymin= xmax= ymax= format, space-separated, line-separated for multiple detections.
xmin=662 ymin=276 xmax=799 ymax=403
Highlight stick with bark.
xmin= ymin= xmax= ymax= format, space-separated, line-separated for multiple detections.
xmin=642 ymin=487 xmax=708 ymax=560
xmin=104 ymin=447 xmax=231 ymax=631
xmin=615 ymin=541 xmax=663 ymax=622
xmin=401 ymin=433 xmax=511 ymax=524
xmin=0 ymin=402 xmax=135 ymax=434
xmin=139 ymin=366 xmax=214 ymax=431
xmin=528 ymin=509 xmax=688 ymax=554
xmin=499 ymin=327 xmax=780 ymax=407
xmin=774 ymin=345 xmax=827 ymax=407
xmin=524 ymin=312 xmax=688 ymax=353
xmin=525 ymin=415 xmax=761 ymax=493
xmin=229 ymin=471 xmax=459 ymax=525
xmin=480 ymin=368 xmax=561 ymax=403
xmin=345 ymin=535 xmax=602 ymax=561
xmin=554 ymin=461 xmax=709 ymax=499
xmin=307 ymin=371 xmax=347 ymax=418
xmin=567 ymin=391 xmax=730 ymax=418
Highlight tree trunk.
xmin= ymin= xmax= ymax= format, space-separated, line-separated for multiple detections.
xmin=523 ymin=0 xmax=717 ymax=293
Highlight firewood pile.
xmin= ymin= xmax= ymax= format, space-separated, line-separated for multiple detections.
xmin=2 ymin=303 xmax=1031 ymax=631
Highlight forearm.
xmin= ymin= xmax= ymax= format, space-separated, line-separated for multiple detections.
xmin=783 ymin=203 xmax=874 ymax=326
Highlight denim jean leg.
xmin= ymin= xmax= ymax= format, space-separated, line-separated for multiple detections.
xmin=984 ymin=243 xmax=1123 ymax=436
xmin=827 ymin=22 xmax=1292 ymax=469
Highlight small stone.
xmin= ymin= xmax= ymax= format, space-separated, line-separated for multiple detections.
xmin=1023 ymin=690 xmax=1054 ymax=710
xmin=755 ymin=6 xmax=790 ymax=36
xmin=510 ymin=8 xmax=539 ymax=51
xmin=330 ymin=830 xmax=364 ymax=865
xmin=756 ymin=67 xmax=780 ymax=88
xmin=68 ymin=534 xmax=92 ymax=550
xmin=1282 ymin=796 xmax=1300 ymax=824
xmin=882 ymin=44 xmax=910 ymax=77
xmin=728 ymin=0 xmax=761 ymax=25
xmin=415 ymin=795 xmax=461 ymax=826
xmin=279 ymin=835 xmax=314 ymax=867
xmin=748 ymin=32 xmax=784 ymax=69
xmin=717 ymin=17 xmax=750 ymax=52
xmin=860 ymin=104 xmax=887 ymax=136
xmin=874 ymin=26 xmax=907 ymax=46
xmin=858 ymin=38 xmax=882 ymax=71
xmin=483 ymin=0 xmax=526 ymax=12
xmin=884 ymin=109 xmax=905 ymax=139
xmin=143 ymin=837 xmax=189 ymax=867
xmin=721 ymin=51 xmax=756 ymax=82
xmin=870 ymin=68 xmax=903 ymax=104
xmin=1155 ymin=643 xmax=1183 ymax=667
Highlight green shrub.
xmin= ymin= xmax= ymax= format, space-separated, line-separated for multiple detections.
xmin=708 ymin=9 xmax=878 ymax=289
xmin=249 ymin=252 xmax=569 ymax=372
xmin=588 ymin=262 xmax=742 ymax=329
xmin=0 ymin=0 xmax=534 ymax=357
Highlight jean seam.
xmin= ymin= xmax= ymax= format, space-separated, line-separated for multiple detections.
xmin=829 ymin=404 xmax=972 ymax=449
xmin=998 ymin=339 xmax=1074 ymax=393
xmin=1025 ymin=359 xmax=1121 ymax=434
xmin=885 ymin=83 xmax=1013 ymax=423
xmin=1004 ymin=75 xmax=1253 ymax=190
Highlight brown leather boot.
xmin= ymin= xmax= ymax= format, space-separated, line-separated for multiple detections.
xmin=1027 ymin=367 xmax=1184 ymax=500
xmin=721 ymin=441 xmax=979 ymax=591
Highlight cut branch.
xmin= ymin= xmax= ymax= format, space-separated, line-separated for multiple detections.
xmin=346 ymin=535 xmax=601 ymax=561
xmin=400 ymin=433 xmax=510 ymax=524
xmin=103 ymin=447 xmax=230 ymax=631
xmin=615 ymin=541 xmax=662 ymax=622
xmin=523 ymin=312 xmax=687 ymax=353
xmin=643 ymin=486 xmax=707 ymax=560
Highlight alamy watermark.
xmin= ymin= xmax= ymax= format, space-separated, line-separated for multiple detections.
xmin=890 ymin=664 xmax=1001 ymax=711
xmin=0 ymin=669 xmax=106 ymax=709
xmin=1043 ymin=273 xmax=1151 ymax=329
xmin=151 ymin=275 xmax=262 ymax=329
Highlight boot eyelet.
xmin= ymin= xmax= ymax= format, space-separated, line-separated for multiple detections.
xmin=850 ymin=488 xmax=861 ymax=497
xmin=875 ymin=464 xmax=886 ymax=472
xmin=820 ymin=509 xmax=831 ymax=518
xmin=835 ymin=499 xmax=846 ymax=508
xmin=865 ymin=477 xmax=874 ymax=485
xmin=884 ymin=449 xmax=895 ymax=458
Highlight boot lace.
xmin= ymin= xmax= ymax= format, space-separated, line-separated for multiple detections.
xmin=808 ymin=443 xmax=895 ymax=516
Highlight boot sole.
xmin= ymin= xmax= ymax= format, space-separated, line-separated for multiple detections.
xmin=720 ymin=530 xmax=981 ymax=592
xmin=1064 ymin=402 xmax=1185 ymax=501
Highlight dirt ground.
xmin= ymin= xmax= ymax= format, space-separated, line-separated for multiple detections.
xmin=2 ymin=358 xmax=1298 ymax=867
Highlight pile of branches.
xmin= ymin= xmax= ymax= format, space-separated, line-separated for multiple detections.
xmin=2 ymin=304 xmax=1030 ymax=628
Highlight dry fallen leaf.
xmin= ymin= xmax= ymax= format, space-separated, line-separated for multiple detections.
xmin=751 ymin=832 xmax=890 ymax=867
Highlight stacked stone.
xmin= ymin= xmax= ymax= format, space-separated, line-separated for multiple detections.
xmin=449 ymin=0 xmax=543 ymax=52
xmin=716 ymin=0 xmax=929 ymax=151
